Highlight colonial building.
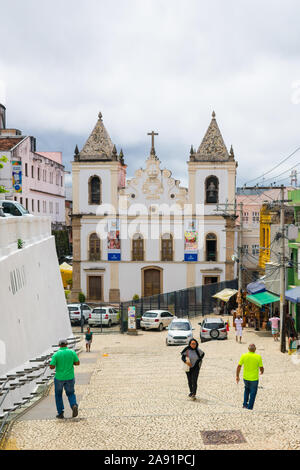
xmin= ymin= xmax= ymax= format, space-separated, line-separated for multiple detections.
xmin=0 ymin=104 xmax=66 ymax=227
xmin=71 ymin=111 xmax=237 ymax=303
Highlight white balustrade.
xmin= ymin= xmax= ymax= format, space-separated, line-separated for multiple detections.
xmin=0 ymin=216 xmax=52 ymax=258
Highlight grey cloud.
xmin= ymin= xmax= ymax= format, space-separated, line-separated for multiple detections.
xmin=1 ymin=0 xmax=300 ymax=186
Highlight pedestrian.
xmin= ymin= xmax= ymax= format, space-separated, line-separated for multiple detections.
xmin=288 ymin=334 xmax=298 ymax=355
xmin=234 ymin=313 xmax=243 ymax=343
xmin=269 ymin=313 xmax=280 ymax=342
xmin=226 ymin=320 xmax=230 ymax=332
xmin=85 ymin=327 xmax=93 ymax=352
xmin=49 ymin=339 xmax=80 ymax=419
xmin=236 ymin=343 xmax=264 ymax=410
xmin=181 ymin=338 xmax=205 ymax=400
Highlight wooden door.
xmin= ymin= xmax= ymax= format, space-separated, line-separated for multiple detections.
xmin=144 ymin=269 xmax=161 ymax=297
xmin=88 ymin=276 xmax=102 ymax=301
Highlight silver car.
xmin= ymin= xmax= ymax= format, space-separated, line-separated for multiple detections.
xmin=88 ymin=306 xmax=119 ymax=327
xmin=67 ymin=304 xmax=91 ymax=325
xmin=199 ymin=317 xmax=227 ymax=343
xmin=166 ymin=318 xmax=194 ymax=346
xmin=140 ymin=310 xmax=175 ymax=331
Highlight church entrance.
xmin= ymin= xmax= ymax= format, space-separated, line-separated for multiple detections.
xmin=143 ymin=268 xmax=162 ymax=297
xmin=88 ymin=275 xmax=103 ymax=301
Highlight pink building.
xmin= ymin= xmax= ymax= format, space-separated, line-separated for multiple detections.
xmin=236 ymin=187 xmax=293 ymax=281
xmin=0 ymin=105 xmax=65 ymax=226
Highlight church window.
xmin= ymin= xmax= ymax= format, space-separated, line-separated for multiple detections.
xmin=161 ymin=233 xmax=173 ymax=261
xmin=132 ymin=234 xmax=144 ymax=261
xmin=89 ymin=233 xmax=101 ymax=261
xmin=205 ymin=176 xmax=219 ymax=204
xmin=89 ymin=176 xmax=101 ymax=205
xmin=206 ymin=233 xmax=217 ymax=261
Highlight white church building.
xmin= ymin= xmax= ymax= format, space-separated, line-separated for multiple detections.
xmin=71 ymin=112 xmax=237 ymax=303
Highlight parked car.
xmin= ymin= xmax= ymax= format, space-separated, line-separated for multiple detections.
xmin=140 ymin=310 xmax=175 ymax=331
xmin=68 ymin=303 xmax=92 ymax=325
xmin=166 ymin=318 xmax=194 ymax=346
xmin=199 ymin=317 xmax=227 ymax=343
xmin=0 ymin=200 xmax=32 ymax=217
xmin=88 ymin=306 xmax=120 ymax=327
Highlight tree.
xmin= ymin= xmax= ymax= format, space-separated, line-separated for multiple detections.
xmin=0 ymin=156 xmax=8 ymax=193
xmin=52 ymin=229 xmax=71 ymax=263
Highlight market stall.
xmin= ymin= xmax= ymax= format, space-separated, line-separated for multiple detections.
xmin=246 ymin=291 xmax=280 ymax=330
xmin=285 ymin=286 xmax=300 ymax=334
xmin=212 ymin=288 xmax=238 ymax=315
xmin=59 ymin=262 xmax=73 ymax=289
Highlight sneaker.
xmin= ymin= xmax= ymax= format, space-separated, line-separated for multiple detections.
xmin=72 ymin=404 xmax=78 ymax=418
xmin=188 ymin=393 xmax=193 ymax=397
xmin=56 ymin=412 xmax=64 ymax=419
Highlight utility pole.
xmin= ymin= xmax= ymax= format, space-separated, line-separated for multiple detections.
xmin=280 ymin=185 xmax=286 ymax=353
xmin=241 ymin=185 xmax=291 ymax=353
xmin=215 ymin=201 xmax=247 ymax=316
xmin=237 ymin=202 xmax=244 ymax=316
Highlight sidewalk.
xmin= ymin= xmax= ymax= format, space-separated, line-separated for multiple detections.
xmin=7 ymin=317 xmax=300 ymax=450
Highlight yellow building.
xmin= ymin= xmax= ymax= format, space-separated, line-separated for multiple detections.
xmin=258 ymin=204 xmax=271 ymax=271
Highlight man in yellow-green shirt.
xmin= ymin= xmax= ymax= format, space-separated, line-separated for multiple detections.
xmin=236 ymin=344 xmax=264 ymax=410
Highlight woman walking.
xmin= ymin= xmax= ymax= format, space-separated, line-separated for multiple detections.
xmin=85 ymin=327 xmax=93 ymax=352
xmin=181 ymin=339 xmax=205 ymax=400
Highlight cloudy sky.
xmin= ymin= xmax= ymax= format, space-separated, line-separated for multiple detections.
xmin=1 ymin=0 xmax=300 ymax=188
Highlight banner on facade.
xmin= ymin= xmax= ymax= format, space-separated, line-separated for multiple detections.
xmin=128 ymin=306 xmax=136 ymax=330
xmin=107 ymin=219 xmax=121 ymax=261
xmin=184 ymin=220 xmax=198 ymax=262
xmin=12 ymin=161 xmax=22 ymax=193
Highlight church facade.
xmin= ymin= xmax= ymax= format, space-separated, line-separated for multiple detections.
xmin=70 ymin=112 xmax=237 ymax=303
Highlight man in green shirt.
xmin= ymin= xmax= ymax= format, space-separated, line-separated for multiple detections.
xmin=236 ymin=344 xmax=264 ymax=410
xmin=50 ymin=339 xmax=80 ymax=419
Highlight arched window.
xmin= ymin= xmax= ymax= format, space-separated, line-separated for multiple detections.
xmin=89 ymin=233 xmax=101 ymax=261
xmin=205 ymin=176 xmax=219 ymax=204
xmin=206 ymin=233 xmax=217 ymax=261
xmin=89 ymin=176 xmax=101 ymax=205
xmin=161 ymin=233 xmax=173 ymax=261
xmin=132 ymin=234 xmax=144 ymax=261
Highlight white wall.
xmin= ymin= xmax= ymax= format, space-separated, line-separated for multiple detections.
xmin=78 ymin=168 xmax=111 ymax=213
xmin=195 ymin=168 xmax=229 ymax=214
xmin=0 ymin=217 xmax=72 ymax=412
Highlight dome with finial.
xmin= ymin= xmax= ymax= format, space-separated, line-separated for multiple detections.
xmin=192 ymin=111 xmax=231 ymax=162
xmin=77 ymin=111 xmax=115 ymax=161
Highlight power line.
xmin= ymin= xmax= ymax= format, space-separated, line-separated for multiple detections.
xmin=243 ymin=146 xmax=300 ymax=185
xmin=259 ymin=161 xmax=300 ymax=185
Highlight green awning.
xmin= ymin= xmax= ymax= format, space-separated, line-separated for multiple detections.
xmin=246 ymin=291 xmax=280 ymax=308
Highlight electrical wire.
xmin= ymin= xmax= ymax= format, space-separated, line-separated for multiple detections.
xmin=259 ymin=162 xmax=300 ymax=185
xmin=243 ymin=146 xmax=300 ymax=185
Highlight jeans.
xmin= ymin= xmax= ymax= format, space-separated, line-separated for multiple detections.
xmin=243 ymin=380 xmax=258 ymax=410
xmin=186 ymin=365 xmax=200 ymax=395
xmin=54 ymin=378 xmax=77 ymax=415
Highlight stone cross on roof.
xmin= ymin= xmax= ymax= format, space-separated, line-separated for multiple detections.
xmin=147 ymin=131 xmax=159 ymax=156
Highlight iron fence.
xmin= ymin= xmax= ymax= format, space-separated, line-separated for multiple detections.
xmin=120 ymin=279 xmax=238 ymax=333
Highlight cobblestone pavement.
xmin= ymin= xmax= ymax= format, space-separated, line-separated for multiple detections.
xmin=8 ymin=316 xmax=300 ymax=450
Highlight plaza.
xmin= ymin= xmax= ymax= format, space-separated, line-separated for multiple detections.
xmin=6 ymin=317 xmax=300 ymax=451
